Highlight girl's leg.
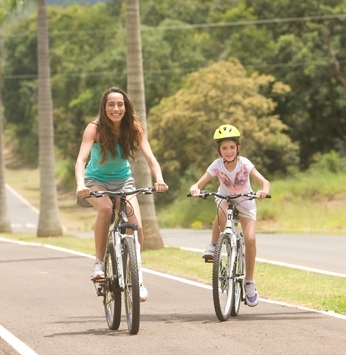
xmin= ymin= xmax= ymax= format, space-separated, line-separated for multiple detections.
xmin=239 ymin=217 xmax=257 ymax=280
xmin=240 ymin=217 xmax=258 ymax=307
xmin=211 ymin=200 xmax=228 ymax=243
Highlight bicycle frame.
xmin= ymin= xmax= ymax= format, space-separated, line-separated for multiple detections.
xmin=111 ymin=197 xmax=143 ymax=291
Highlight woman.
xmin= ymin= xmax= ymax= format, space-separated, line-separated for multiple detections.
xmin=75 ymin=87 xmax=168 ymax=302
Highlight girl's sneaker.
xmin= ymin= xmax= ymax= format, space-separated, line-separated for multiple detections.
xmin=245 ymin=281 xmax=258 ymax=307
xmin=202 ymin=243 xmax=215 ymax=259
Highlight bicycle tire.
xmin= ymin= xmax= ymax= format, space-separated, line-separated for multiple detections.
xmin=231 ymin=232 xmax=245 ymax=316
xmin=123 ymin=236 xmax=140 ymax=335
xmin=103 ymin=240 xmax=121 ymax=330
xmin=212 ymin=233 xmax=234 ymax=321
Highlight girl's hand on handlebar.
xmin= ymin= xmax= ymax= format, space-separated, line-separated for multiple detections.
xmin=189 ymin=185 xmax=200 ymax=198
xmin=256 ymin=190 xmax=270 ymax=200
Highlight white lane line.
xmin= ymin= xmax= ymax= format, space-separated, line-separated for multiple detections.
xmin=0 ymin=325 xmax=38 ymax=355
xmin=179 ymin=247 xmax=346 ymax=279
xmin=256 ymin=257 xmax=346 ymax=278
xmin=5 ymin=184 xmax=39 ymax=214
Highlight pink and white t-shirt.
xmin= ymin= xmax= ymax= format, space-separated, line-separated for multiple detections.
xmin=207 ymin=156 xmax=255 ymax=210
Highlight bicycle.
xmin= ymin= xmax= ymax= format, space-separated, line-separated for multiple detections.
xmin=187 ymin=190 xmax=271 ymax=321
xmin=86 ymin=187 xmax=157 ymax=335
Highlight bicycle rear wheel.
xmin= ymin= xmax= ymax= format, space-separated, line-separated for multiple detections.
xmin=231 ymin=233 xmax=245 ymax=316
xmin=103 ymin=240 xmax=121 ymax=330
xmin=122 ymin=236 xmax=140 ymax=335
xmin=212 ymin=233 xmax=234 ymax=321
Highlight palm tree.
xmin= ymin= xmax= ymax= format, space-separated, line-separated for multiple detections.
xmin=0 ymin=0 xmax=15 ymax=233
xmin=125 ymin=0 xmax=163 ymax=250
xmin=0 ymin=82 xmax=12 ymax=233
xmin=36 ymin=0 xmax=62 ymax=237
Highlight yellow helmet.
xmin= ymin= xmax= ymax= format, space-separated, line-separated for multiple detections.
xmin=213 ymin=124 xmax=240 ymax=141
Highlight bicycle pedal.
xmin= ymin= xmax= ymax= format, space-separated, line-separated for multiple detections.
xmin=93 ymin=277 xmax=105 ymax=282
xmin=204 ymin=258 xmax=214 ymax=263
xmin=93 ymin=278 xmax=106 ymax=297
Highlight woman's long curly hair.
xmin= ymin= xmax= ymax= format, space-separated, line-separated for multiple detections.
xmin=97 ymin=87 xmax=143 ymax=164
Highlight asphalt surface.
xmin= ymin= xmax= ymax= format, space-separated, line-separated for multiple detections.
xmin=1 ymin=185 xmax=346 ymax=354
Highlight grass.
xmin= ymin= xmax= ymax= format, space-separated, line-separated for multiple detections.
xmin=1 ymin=232 xmax=346 ymax=316
xmin=3 ymin=165 xmax=346 ymax=316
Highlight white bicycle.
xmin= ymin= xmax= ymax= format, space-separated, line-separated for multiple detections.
xmin=188 ymin=190 xmax=271 ymax=321
xmin=88 ymin=187 xmax=157 ymax=334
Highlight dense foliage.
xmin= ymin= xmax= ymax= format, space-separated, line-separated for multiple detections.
xmin=1 ymin=0 xmax=346 ymax=196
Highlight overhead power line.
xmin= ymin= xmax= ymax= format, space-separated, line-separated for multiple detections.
xmin=1 ymin=13 xmax=346 ymax=38
xmin=3 ymin=59 xmax=346 ymax=80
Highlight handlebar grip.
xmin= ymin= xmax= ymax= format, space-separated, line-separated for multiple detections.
xmin=187 ymin=193 xmax=192 ymax=197
xmin=266 ymin=194 xmax=272 ymax=199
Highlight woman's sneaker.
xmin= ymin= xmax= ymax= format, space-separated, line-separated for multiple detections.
xmin=245 ymin=281 xmax=258 ymax=307
xmin=202 ymin=243 xmax=215 ymax=259
xmin=140 ymin=285 xmax=149 ymax=302
xmin=90 ymin=259 xmax=105 ymax=280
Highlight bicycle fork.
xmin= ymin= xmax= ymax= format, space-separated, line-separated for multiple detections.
xmin=114 ymin=228 xmax=143 ymax=290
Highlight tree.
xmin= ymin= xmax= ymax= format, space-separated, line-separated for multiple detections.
xmin=36 ymin=0 xmax=62 ymax=237
xmin=0 ymin=0 xmax=16 ymax=232
xmin=149 ymin=58 xmax=298 ymax=195
xmin=125 ymin=0 xmax=164 ymax=250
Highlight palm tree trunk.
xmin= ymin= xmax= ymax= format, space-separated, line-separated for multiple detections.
xmin=125 ymin=0 xmax=163 ymax=250
xmin=0 ymin=75 xmax=12 ymax=232
xmin=36 ymin=0 xmax=62 ymax=237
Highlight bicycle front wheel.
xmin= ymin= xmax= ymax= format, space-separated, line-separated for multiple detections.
xmin=212 ymin=233 xmax=234 ymax=321
xmin=231 ymin=233 xmax=245 ymax=316
xmin=122 ymin=236 xmax=140 ymax=335
xmin=103 ymin=240 xmax=121 ymax=330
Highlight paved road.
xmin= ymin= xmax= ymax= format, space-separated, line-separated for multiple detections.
xmin=1 ymin=239 xmax=346 ymax=355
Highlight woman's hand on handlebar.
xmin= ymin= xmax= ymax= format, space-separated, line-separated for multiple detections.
xmin=76 ymin=185 xmax=91 ymax=198
xmin=154 ymin=181 xmax=169 ymax=193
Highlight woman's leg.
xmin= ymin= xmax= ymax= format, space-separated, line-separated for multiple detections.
xmin=86 ymin=185 xmax=113 ymax=261
xmin=125 ymin=195 xmax=143 ymax=248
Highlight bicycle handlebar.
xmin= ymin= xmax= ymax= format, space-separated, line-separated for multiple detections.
xmin=187 ymin=190 xmax=271 ymax=200
xmin=87 ymin=187 xmax=157 ymax=199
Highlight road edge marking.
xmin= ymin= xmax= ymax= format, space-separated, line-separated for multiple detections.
xmin=0 ymin=325 xmax=38 ymax=355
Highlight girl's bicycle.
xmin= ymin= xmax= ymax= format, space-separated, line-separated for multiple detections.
xmin=87 ymin=187 xmax=157 ymax=335
xmin=188 ymin=190 xmax=271 ymax=321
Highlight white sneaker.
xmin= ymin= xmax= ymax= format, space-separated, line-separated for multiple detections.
xmin=90 ymin=259 xmax=105 ymax=280
xmin=245 ymin=281 xmax=258 ymax=307
xmin=140 ymin=285 xmax=149 ymax=302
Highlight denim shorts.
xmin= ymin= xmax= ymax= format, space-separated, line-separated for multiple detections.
xmin=77 ymin=177 xmax=136 ymax=207
xmin=215 ymin=197 xmax=257 ymax=221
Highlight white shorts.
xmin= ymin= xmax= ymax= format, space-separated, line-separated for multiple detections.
xmin=215 ymin=197 xmax=257 ymax=221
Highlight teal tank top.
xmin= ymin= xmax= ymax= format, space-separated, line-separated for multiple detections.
xmin=85 ymin=142 xmax=131 ymax=182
